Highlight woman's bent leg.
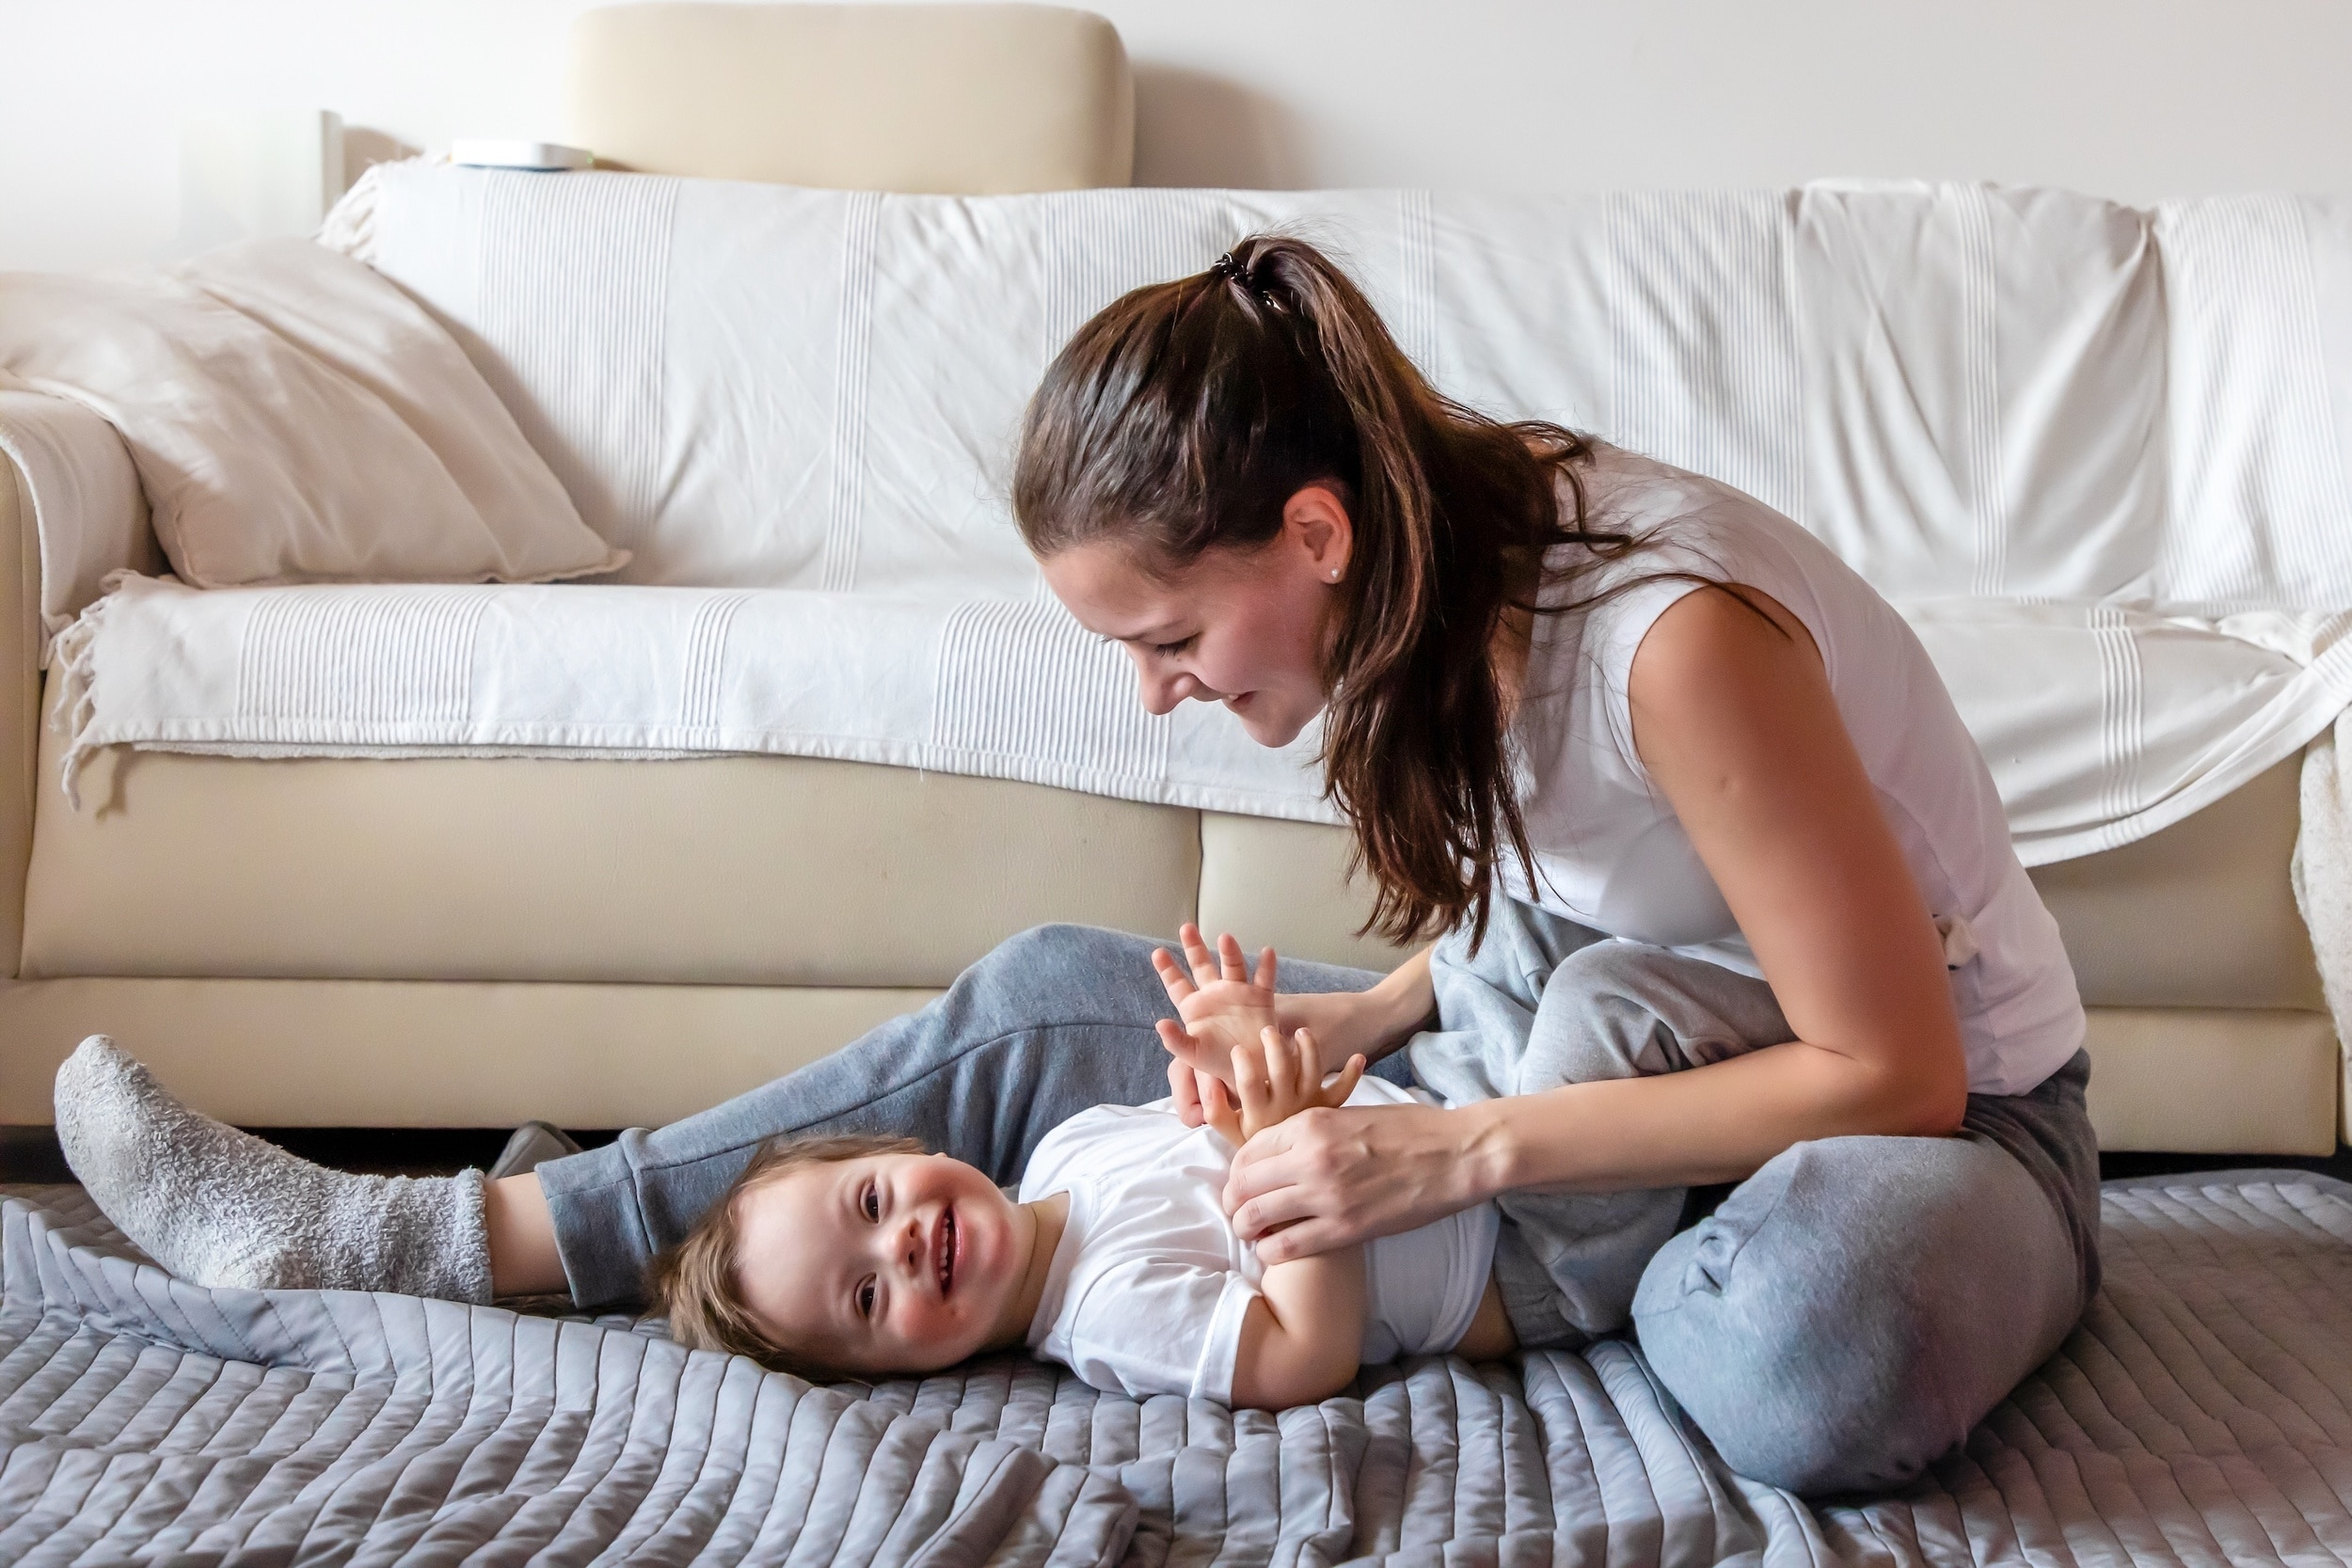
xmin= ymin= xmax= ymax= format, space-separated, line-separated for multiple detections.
xmin=1424 ymin=933 xmax=1794 ymax=1346
xmin=1630 ymin=1053 xmax=2100 ymax=1496
xmin=537 ymin=923 xmax=1381 ymax=1306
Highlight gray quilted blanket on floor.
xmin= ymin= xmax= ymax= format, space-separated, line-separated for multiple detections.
xmin=4 ymin=1173 xmax=2350 ymax=1565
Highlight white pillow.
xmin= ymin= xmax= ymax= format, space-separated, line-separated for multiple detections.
xmin=0 ymin=237 xmax=626 ymax=588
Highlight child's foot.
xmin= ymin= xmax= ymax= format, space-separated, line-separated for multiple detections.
xmin=53 ymin=1036 xmax=492 ymax=1302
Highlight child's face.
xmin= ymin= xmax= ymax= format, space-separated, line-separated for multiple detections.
xmin=733 ymin=1151 xmax=1029 ymax=1376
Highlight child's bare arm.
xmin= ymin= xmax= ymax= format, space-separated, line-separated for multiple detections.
xmin=1229 ymin=1243 xmax=1368 ymax=1408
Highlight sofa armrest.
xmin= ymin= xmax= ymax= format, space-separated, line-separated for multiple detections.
xmin=0 ymin=388 xmax=159 ymax=641
xmin=0 ymin=457 xmax=40 ymax=978
xmin=0 ymin=390 xmax=155 ymax=981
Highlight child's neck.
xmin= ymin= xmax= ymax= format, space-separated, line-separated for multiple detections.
xmin=985 ymin=1192 xmax=1071 ymax=1353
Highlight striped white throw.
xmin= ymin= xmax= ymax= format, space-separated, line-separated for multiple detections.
xmin=52 ymin=574 xmax=2352 ymax=869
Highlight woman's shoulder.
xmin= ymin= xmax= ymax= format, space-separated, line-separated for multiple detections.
xmin=1564 ymin=443 xmax=1806 ymax=590
xmin=1523 ymin=445 xmax=1888 ymax=767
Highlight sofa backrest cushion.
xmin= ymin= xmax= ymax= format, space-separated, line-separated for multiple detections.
xmin=563 ymin=3 xmax=1135 ymax=195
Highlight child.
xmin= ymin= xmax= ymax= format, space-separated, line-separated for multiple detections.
xmin=654 ymin=960 xmax=1516 ymax=1408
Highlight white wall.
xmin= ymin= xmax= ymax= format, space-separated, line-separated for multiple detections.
xmin=7 ymin=0 xmax=2352 ymax=273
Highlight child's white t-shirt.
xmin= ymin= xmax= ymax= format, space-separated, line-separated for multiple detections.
xmin=1016 ymin=1078 xmax=1502 ymax=1403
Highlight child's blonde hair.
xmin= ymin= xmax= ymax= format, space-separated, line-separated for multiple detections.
xmin=647 ymin=1132 xmax=926 ymax=1378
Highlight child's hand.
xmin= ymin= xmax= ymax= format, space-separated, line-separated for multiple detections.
xmin=1153 ymin=924 xmax=1279 ymax=1087
xmin=1218 ymin=1024 xmax=1367 ymax=1145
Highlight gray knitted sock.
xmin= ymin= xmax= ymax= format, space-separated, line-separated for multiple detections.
xmin=54 ymin=1036 xmax=492 ymax=1303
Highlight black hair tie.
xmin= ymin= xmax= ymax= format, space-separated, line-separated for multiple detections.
xmin=1210 ymin=249 xmax=1284 ymax=313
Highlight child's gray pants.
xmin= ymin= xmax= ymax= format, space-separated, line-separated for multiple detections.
xmin=536 ymin=917 xmax=2098 ymax=1497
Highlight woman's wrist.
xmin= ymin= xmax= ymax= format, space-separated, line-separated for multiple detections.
xmin=1358 ymin=963 xmax=1436 ymax=1058
xmin=1306 ymin=988 xmax=1408 ymax=1063
xmin=1449 ymin=1099 xmax=1519 ymax=1208
xmin=1276 ymin=952 xmax=1433 ymax=1065
xmin=1277 ymin=989 xmax=1372 ymax=1060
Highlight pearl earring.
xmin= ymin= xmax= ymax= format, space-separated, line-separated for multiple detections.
xmin=1327 ymin=568 xmax=1342 ymax=581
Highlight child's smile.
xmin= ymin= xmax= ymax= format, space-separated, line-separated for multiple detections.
xmin=731 ymin=1150 xmax=1058 ymax=1376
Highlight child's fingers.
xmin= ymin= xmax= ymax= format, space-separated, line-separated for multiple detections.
xmin=1216 ymin=930 xmax=1248 ymax=984
xmin=1290 ymin=1024 xmax=1323 ymax=1084
xmin=1232 ymin=1039 xmax=1271 ymax=1117
xmin=1252 ymin=945 xmax=1279 ymax=992
xmin=1200 ymin=1077 xmax=1243 ymax=1143
xmin=1261 ymin=1022 xmax=1301 ymax=1106
xmin=1321 ymin=1052 xmax=1366 ymax=1108
xmin=1151 ymin=947 xmax=1196 ymax=1004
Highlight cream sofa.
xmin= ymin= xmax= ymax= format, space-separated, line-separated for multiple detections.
xmin=0 ymin=2 xmax=2337 ymax=1154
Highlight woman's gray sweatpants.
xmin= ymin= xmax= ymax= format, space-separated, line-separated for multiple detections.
xmin=1409 ymin=895 xmax=2100 ymax=1496
xmin=535 ymin=917 xmax=2099 ymax=1497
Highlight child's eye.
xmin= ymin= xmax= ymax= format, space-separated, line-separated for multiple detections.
xmin=862 ymin=1183 xmax=881 ymax=1222
xmin=1152 ymin=637 xmax=1194 ymax=657
xmin=857 ymin=1279 xmax=877 ymax=1319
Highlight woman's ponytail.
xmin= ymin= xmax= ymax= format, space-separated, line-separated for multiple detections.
xmin=1015 ymin=234 xmax=1625 ymax=948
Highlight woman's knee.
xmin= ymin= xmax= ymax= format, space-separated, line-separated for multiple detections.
xmin=1533 ymin=942 xmax=1786 ymax=1082
xmin=1630 ymin=1134 xmax=2083 ymax=1495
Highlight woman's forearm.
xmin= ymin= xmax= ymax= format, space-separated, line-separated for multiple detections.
xmin=1281 ymin=945 xmax=1435 ymax=1063
xmin=1459 ymin=1037 xmax=1967 ymax=1200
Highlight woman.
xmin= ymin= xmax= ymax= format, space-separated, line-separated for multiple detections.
xmin=56 ymin=236 xmax=2095 ymax=1497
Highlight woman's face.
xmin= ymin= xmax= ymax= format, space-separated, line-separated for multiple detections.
xmin=1040 ymin=485 xmax=1353 ymax=749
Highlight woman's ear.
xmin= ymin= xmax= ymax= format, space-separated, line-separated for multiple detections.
xmin=1282 ymin=484 xmax=1355 ymax=583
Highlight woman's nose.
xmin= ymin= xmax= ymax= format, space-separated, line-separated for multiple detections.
xmin=1128 ymin=651 xmax=1192 ymax=715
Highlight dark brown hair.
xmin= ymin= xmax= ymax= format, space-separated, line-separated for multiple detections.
xmin=1012 ymin=234 xmax=1638 ymax=947
xmin=647 ymin=1132 xmax=926 ymax=1379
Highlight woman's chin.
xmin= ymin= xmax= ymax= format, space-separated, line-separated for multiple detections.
xmin=1228 ymin=696 xmax=1313 ymax=748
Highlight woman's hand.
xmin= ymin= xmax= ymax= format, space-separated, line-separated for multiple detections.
xmin=1277 ymin=945 xmax=1438 ymax=1068
xmin=1152 ymin=925 xmax=1279 ymax=1091
xmin=1221 ymin=1099 xmax=1498 ymax=1264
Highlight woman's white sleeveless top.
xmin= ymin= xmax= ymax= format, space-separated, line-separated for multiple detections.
xmin=1509 ymin=444 xmax=2084 ymax=1097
